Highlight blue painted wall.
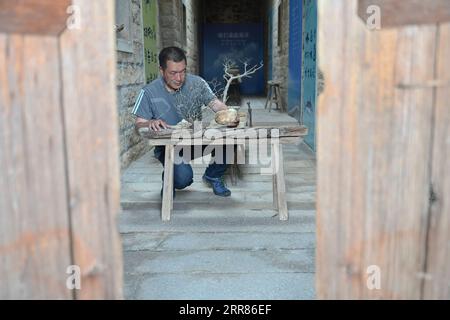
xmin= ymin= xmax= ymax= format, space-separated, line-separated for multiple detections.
xmin=201 ymin=24 xmax=265 ymax=96
xmin=288 ymin=0 xmax=303 ymax=120
xmin=301 ymin=0 xmax=317 ymax=151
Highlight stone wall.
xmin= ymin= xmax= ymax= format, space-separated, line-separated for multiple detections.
xmin=159 ymin=0 xmax=200 ymax=74
xmin=117 ymin=0 xmax=153 ymax=170
xmin=117 ymin=0 xmax=202 ymax=170
xmin=267 ymin=0 xmax=290 ymax=109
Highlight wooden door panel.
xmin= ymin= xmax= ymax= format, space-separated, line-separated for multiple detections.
xmin=317 ymin=0 xmax=443 ymax=299
xmin=59 ymin=0 xmax=123 ymax=299
xmin=0 ymin=34 xmax=73 ymax=299
xmin=423 ymin=23 xmax=450 ymax=299
xmin=358 ymin=0 xmax=450 ymax=28
xmin=0 ymin=0 xmax=123 ymax=299
xmin=0 ymin=0 xmax=71 ymax=35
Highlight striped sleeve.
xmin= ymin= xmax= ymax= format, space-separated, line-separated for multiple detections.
xmin=131 ymin=89 xmax=153 ymax=120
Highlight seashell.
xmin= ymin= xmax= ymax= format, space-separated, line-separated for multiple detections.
xmin=215 ymin=108 xmax=239 ymax=125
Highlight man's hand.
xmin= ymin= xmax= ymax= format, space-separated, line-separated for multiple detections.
xmin=148 ymin=119 xmax=169 ymax=132
xmin=209 ymin=98 xmax=229 ymax=112
xmin=135 ymin=118 xmax=168 ymax=132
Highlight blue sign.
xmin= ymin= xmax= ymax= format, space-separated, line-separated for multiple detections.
xmin=201 ymin=24 xmax=265 ymax=96
xmin=288 ymin=0 xmax=303 ymax=120
xmin=302 ymin=0 xmax=317 ymax=151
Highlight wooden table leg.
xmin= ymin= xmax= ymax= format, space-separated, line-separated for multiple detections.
xmin=237 ymin=143 xmax=245 ymax=164
xmin=230 ymin=165 xmax=238 ymax=186
xmin=162 ymin=144 xmax=174 ymax=221
xmin=230 ymin=143 xmax=245 ymax=186
xmin=273 ymin=175 xmax=278 ymax=210
xmin=272 ymin=140 xmax=288 ymax=220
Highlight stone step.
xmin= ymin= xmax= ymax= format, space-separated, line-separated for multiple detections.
xmin=121 ymin=200 xmax=315 ymax=211
xmin=124 ymin=166 xmax=316 ymax=175
xmin=122 ymin=231 xmax=316 ymax=252
xmin=118 ymin=209 xmax=316 ymax=233
xmin=124 ymin=248 xmax=315 ymax=275
xmin=120 ymin=189 xmax=316 ymax=205
xmin=127 ymin=158 xmax=316 ymax=169
xmin=121 ymin=181 xmax=316 ymax=193
xmin=125 ymin=272 xmax=315 ymax=300
xmin=121 ymin=172 xmax=316 ymax=183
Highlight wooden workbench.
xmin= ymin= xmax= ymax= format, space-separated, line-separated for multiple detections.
xmin=140 ymin=111 xmax=307 ymax=221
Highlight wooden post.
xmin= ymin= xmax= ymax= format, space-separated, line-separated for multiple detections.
xmin=272 ymin=140 xmax=288 ymax=220
xmin=358 ymin=0 xmax=450 ymax=28
xmin=422 ymin=23 xmax=450 ymax=299
xmin=0 ymin=34 xmax=73 ymax=300
xmin=0 ymin=0 xmax=123 ymax=299
xmin=317 ymin=0 xmax=450 ymax=299
xmin=162 ymin=145 xmax=175 ymax=221
xmin=0 ymin=0 xmax=71 ymax=35
xmin=272 ymin=175 xmax=279 ymax=210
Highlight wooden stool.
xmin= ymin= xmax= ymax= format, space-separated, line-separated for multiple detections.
xmin=264 ymin=80 xmax=283 ymax=112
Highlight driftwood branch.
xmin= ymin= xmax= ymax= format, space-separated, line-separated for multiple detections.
xmin=222 ymin=59 xmax=264 ymax=104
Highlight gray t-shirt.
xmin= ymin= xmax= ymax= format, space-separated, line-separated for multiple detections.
xmin=131 ymin=74 xmax=216 ymax=125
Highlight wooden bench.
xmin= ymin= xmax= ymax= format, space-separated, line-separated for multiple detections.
xmin=142 ymin=124 xmax=308 ymax=221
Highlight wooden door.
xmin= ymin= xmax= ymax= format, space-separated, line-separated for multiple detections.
xmin=317 ymin=0 xmax=450 ymax=299
xmin=0 ymin=0 xmax=123 ymax=299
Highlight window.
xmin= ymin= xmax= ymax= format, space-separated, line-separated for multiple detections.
xmin=115 ymin=0 xmax=133 ymax=53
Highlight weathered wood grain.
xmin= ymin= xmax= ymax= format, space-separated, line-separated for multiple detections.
xmin=423 ymin=23 xmax=450 ymax=300
xmin=317 ymin=0 xmax=438 ymax=299
xmin=59 ymin=0 xmax=123 ymax=299
xmin=140 ymin=125 xmax=308 ymax=139
xmin=162 ymin=145 xmax=174 ymax=221
xmin=0 ymin=34 xmax=73 ymax=299
xmin=358 ymin=0 xmax=450 ymax=28
xmin=0 ymin=0 xmax=72 ymax=35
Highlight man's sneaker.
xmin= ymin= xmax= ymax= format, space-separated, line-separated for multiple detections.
xmin=202 ymin=174 xmax=231 ymax=197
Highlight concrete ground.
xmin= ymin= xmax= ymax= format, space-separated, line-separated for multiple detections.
xmin=119 ymin=97 xmax=316 ymax=300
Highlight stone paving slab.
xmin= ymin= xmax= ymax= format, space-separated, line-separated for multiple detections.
xmin=120 ymin=123 xmax=317 ymax=300
xmin=120 ymin=189 xmax=316 ymax=204
xmin=119 ymin=209 xmax=316 ymax=233
xmin=121 ymin=182 xmax=316 ymax=192
xmin=122 ymin=232 xmax=316 ymax=252
xmin=126 ymin=272 xmax=315 ymax=300
xmin=124 ymin=249 xmax=315 ymax=275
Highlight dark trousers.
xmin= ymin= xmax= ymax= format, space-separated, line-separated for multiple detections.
xmin=154 ymin=145 xmax=233 ymax=190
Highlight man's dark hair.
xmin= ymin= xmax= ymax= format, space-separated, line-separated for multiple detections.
xmin=159 ymin=46 xmax=187 ymax=69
